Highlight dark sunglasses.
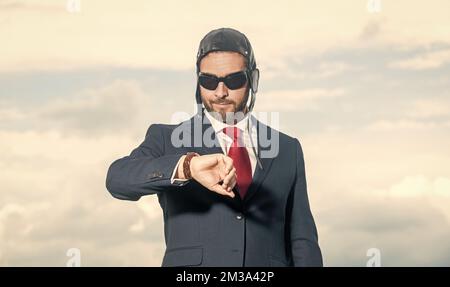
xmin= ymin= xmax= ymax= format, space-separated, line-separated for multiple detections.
xmin=198 ymin=70 xmax=248 ymax=90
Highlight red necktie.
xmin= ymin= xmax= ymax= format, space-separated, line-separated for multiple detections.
xmin=223 ymin=127 xmax=252 ymax=199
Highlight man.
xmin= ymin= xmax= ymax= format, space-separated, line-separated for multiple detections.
xmin=106 ymin=28 xmax=322 ymax=267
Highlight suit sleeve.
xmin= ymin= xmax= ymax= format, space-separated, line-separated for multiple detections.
xmin=289 ymin=138 xmax=323 ymax=266
xmin=105 ymin=124 xmax=189 ymax=201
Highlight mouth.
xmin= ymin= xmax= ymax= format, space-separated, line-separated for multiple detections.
xmin=214 ymin=102 xmax=232 ymax=106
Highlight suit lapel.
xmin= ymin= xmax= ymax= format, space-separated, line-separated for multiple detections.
xmin=243 ymin=119 xmax=276 ymax=203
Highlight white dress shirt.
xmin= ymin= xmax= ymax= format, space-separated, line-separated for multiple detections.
xmin=170 ymin=109 xmax=259 ymax=185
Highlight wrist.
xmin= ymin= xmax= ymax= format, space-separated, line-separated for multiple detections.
xmin=176 ymin=155 xmax=187 ymax=179
xmin=183 ymin=152 xmax=199 ymax=180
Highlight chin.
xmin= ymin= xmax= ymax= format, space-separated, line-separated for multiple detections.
xmin=210 ymin=104 xmax=234 ymax=113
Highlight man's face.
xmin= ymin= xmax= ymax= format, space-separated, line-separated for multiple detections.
xmin=199 ymin=51 xmax=249 ymax=122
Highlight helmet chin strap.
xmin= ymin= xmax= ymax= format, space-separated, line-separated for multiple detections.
xmin=247 ymin=90 xmax=255 ymax=112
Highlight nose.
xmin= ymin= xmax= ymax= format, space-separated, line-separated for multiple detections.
xmin=214 ymin=81 xmax=228 ymax=99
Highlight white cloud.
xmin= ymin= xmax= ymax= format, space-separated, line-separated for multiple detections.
xmin=1 ymin=1 xmax=450 ymax=72
xmin=35 ymin=80 xmax=151 ymax=136
xmin=2 ymin=108 xmax=450 ymax=265
xmin=0 ymin=79 xmax=155 ymax=138
xmin=388 ymin=49 xmax=450 ymax=70
xmin=366 ymin=119 xmax=450 ymax=131
xmin=129 ymin=218 xmax=146 ymax=234
xmin=0 ymin=128 xmax=166 ymax=266
xmin=312 ymin=172 xmax=450 ymax=266
xmin=256 ymin=88 xmax=345 ymax=112
xmin=315 ymin=61 xmax=362 ymax=78
xmin=260 ymin=59 xmax=361 ymax=81
xmin=406 ymin=99 xmax=450 ymax=119
xmin=0 ymin=108 xmax=26 ymax=122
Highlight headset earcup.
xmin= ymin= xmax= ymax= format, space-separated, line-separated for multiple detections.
xmin=251 ymin=68 xmax=259 ymax=93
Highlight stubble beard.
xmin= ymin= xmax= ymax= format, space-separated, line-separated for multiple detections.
xmin=203 ymin=89 xmax=250 ymax=124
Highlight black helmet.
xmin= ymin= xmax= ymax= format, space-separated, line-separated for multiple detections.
xmin=195 ymin=28 xmax=260 ymax=113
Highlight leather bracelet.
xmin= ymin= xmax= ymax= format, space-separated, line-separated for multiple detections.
xmin=183 ymin=152 xmax=199 ymax=179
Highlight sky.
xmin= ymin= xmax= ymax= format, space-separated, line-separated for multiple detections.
xmin=1 ymin=0 xmax=449 ymax=266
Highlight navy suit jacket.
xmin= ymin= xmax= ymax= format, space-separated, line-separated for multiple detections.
xmin=106 ymin=110 xmax=322 ymax=267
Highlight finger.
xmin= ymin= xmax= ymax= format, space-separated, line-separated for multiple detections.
xmin=225 ymin=171 xmax=237 ymax=192
xmin=218 ymin=156 xmax=227 ymax=179
xmin=226 ymin=175 xmax=237 ymax=192
xmin=221 ymin=169 xmax=235 ymax=191
xmin=229 ymin=176 xmax=237 ymax=190
xmin=222 ymin=168 xmax=236 ymax=188
xmin=212 ymin=185 xmax=235 ymax=198
xmin=219 ymin=169 xmax=226 ymax=180
xmin=222 ymin=155 xmax=234 ymax=173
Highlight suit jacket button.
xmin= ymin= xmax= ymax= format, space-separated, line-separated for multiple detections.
xmin=236 ymin=214 xmax=243 ymax=220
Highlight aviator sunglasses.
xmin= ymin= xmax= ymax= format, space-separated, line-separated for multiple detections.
xmin=198 ymin=70 xmax=248 ymax=90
